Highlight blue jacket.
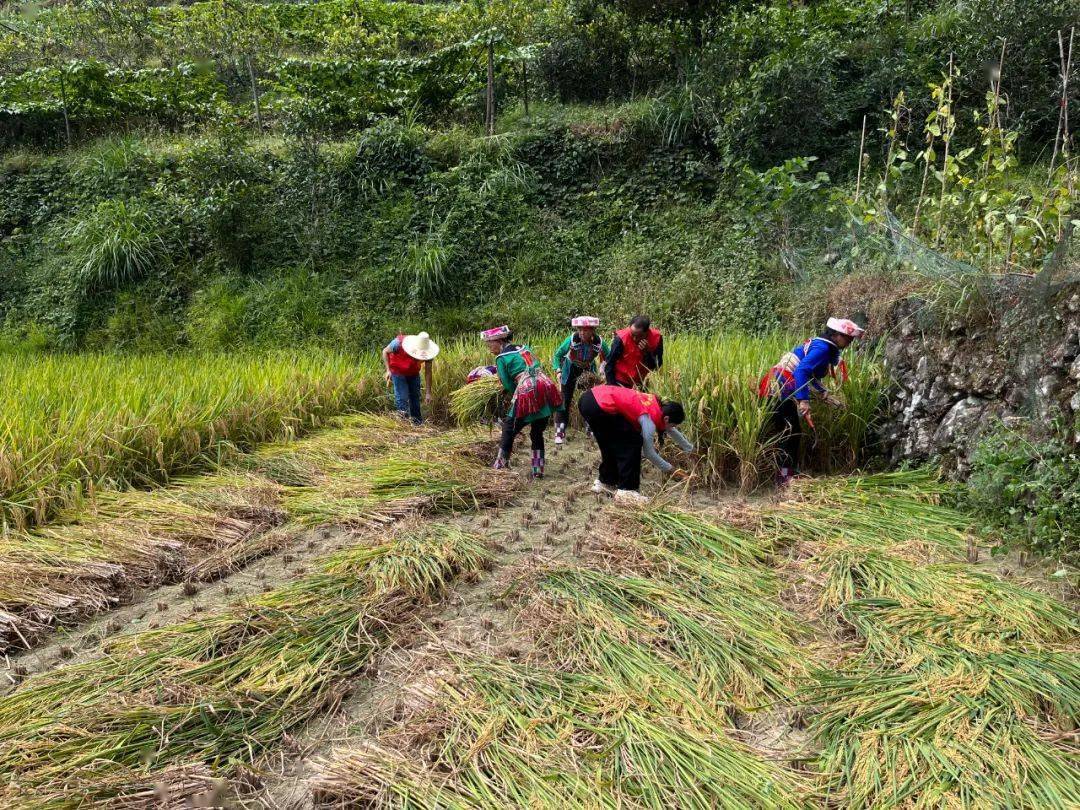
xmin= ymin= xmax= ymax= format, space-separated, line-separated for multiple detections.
xmin=778 ymin=337 xmax=842 ymax=401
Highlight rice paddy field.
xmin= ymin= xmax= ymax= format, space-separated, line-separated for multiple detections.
xmin=0 ymin=343 xmax=1074 ymax=807
xmin=0 ymin=351 xmax=384 ymax=531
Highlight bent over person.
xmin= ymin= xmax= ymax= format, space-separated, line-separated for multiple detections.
xmin=382 ymin=331 xmax=438 ymax=424
xmin=605 ymin=315 xmax=663 ymax=388
xmin=579 ymin=384 xmax=692 ymax=503
xmin=759 ymin=317 xmax=864 ymax=486
xmin=482 ymin=325 xmax=562 ymax=479
xmin=552 ymin=316 xmax=608 ymax=445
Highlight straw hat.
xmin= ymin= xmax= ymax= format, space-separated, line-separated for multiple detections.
xmin=402 ymin=332 xmax=439 ymax=361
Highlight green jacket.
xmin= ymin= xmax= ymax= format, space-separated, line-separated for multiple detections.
xmin=552 ymin=334 xmax=609 ymax=382
xmin=496 ymin=344 xmax=555 ymax=424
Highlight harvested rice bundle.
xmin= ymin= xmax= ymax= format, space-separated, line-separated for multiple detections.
xmin=840 ymin=569 xmax=1080 ymax=658
xmin=808 ymin=659 xmax=1080 ymax=809
xmin=449 ymin=375 xmax=505 ymax=425
xmin=0 ymin=524 xmax=486 ymax=807
xmin=315 ymin=657 xmax=810 ymax=809
xmin=244 ymin=413 xmax=426 ymax=485
xmin=763 ymin=470 xmax=971 ymax=558
xmin=537 ymin=566 xmax=804 ymax=706
xmin=285 ymin=431 xmax=514 ymax=527
xmin=0 ymin=473 xmax=288 ymax=652
xmin=622 ymin=504 xmax=776 ymax=565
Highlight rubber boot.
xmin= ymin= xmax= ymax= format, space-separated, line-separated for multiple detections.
xmin=531 ymin=450 xmax=545 ymax=480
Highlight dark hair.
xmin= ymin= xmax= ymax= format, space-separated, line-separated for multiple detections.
xmin=661 ymin=401 xmax=685 ymax=425
xmin=821 ymin=327 xmax=843 ymax=341
xmin=630 ymin=315 xmax=651 ymax=330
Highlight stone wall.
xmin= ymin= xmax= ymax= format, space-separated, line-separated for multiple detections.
xmin=881 ymin=279 xmax=1080 ymax=473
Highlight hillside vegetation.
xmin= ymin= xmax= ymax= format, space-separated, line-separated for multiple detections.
xmin=0 ymin=0 xmax=1075 ymax=351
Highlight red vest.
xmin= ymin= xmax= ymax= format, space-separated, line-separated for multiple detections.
xmin=387 ymin=334 xmax=422 ymax=377
xmin=613 ymin=327 xmax=661 ymax=386
xmin=592 ymin=385 xmax=665 ymax=433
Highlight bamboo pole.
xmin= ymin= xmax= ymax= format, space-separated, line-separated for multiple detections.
xmin=245 ymin=53 xmax=263 ymax=133
xmin=486 ymin=37 xmax=495 ymax=136
xmin=58 ymin=62 xmax=72 ymax=148
xmin=854 ymin=114 xmax=867 ymax=203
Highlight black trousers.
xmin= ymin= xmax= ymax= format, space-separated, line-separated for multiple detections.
xmin=499 ymin=416 xmax=548 ymax=457
xmin=771 ymin=397 xmax=802 ymax=471
xmin=579 ymin=390 xmax=643 ymax=490
xmin=555 ymin=367 xmax=582 ymax=427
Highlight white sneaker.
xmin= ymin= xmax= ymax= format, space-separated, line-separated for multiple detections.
xmin=613 ymin=489 xmax=649 ymax=504
xmin=591 ymin=479 xmax=615 ymax=494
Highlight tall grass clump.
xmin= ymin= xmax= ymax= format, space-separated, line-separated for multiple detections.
xmin=0 ymin=523 xmax=487 ymax=808
xmin=64 ymin=198 xmax=170 ymax=289
xmin=0 ymin=350 xmax=383 ymax=530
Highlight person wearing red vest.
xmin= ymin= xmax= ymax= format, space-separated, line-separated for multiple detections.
xmin=605 ymin=315 xmax=664 ymax=389
xmin=579 ymin=384 xmax=692 ymax=502
xmin=382 ymin=331 xmax=438 ymax=424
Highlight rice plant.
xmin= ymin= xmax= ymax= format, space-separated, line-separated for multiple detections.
xmin=650 ymin=334 xmax=885 ymax=490
xmin=448 ymin=374 xmax=505 ymax=425
xmin=0 ymin=417 xmax=496 ymax=652
xmin=0 ymin=524 xmax=487 ymax=808
xmin=538 ymin=566 xmax=805 ymax=706
xmin=314 ymin=658 xmax=810 ymax=809
xmin=808 ymin=658 xmax=1080 ymax=809
xmin=0 ymin=350 xmax=383 ymax=531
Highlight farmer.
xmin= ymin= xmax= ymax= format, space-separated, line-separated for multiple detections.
xmin=552 ymin=316 xmax=609 ymax=445
xmin=578 ymin=384 xmax=692 ymax=503
xmin=483 ymin=325 xmax=562 ymax=478
xmin=605 ymin=315 xmax=663 ymax=389
xmin=759 ymin=317 xmax=865 ymax=486
xmin=382 ymin=331 xmax=439 ymax=424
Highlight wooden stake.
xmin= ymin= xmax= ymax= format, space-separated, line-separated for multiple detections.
xmin=1049 ymin=26 xmax=1075 ymax=184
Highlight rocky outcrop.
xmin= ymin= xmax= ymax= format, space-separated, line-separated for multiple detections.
xmin=881 ymin=279 xmax=1080 ymax=473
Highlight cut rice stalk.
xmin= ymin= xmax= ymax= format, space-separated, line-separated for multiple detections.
xmin=0 ymin=524 xmax=487 ymax=808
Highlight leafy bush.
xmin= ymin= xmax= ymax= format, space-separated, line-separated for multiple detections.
xmin=963 ymin=419 xmax=1080 ymax=564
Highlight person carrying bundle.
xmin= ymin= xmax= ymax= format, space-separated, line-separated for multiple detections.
xmin=759 ymin=317 xmax=865 ymax=486
xmin=382 ymin=331 xmax=439 ymax=424
xmin=552 ymin=316 xmax=609 ymax=445
xmin=605 ymin=315 xmax=663 ymax=389
xmin=579 ymin=384 xmax=692 ymax=503
xmin=483 ymin=325 xmax=562 ymax=478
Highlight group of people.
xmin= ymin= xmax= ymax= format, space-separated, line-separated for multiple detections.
xmin=382 ymin=314 xmax=865 ymax=498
